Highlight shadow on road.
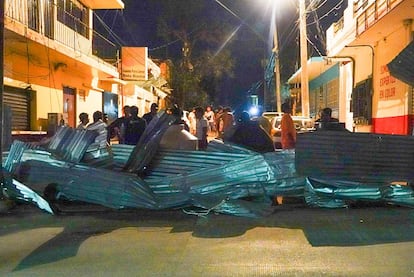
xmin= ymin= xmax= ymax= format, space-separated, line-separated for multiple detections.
xmin=1 ymin=202 xmax=413 ymax=271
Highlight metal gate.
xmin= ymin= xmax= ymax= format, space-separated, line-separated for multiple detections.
xmin=3 ymin=86 xmax=31 ymax=130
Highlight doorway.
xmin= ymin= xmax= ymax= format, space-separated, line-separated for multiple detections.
xmin=63 ymin=86 xmax=76 ymax=127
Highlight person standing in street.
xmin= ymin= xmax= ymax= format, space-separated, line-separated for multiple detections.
xmin=280 ymin=102 xmax=296 ymax=149
xmin=218 ymin=106 xmax=234 ymax=138
xmin=188 ymin=107 xmax=197 ymax=135
xmin=107 ymin=105 xmax=131 ymax=144
xmin=76 ymin=112 xmax=89 ymax=129
xmin=143 ymin=103 xmax=159 ymax=124
xmin=204 ymin=105 xmax=215 ymax=136
xmin=195 ymin=106 xmax=208 ymax=150
xmin=124 ymin=106 xmax=147 ymax=145
xmin=86 ymin=110 xmax=109 ymax=150
xmin=224 ymin=111 xmax=274 ymax=153
xmin=214 ymin=106 xmax=223 ymax=137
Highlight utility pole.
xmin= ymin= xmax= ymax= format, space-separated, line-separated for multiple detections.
xmin=299 ymin=0 xmax=309 ymax=117
xmin=273 ymin=17 xmax=282 ymax=113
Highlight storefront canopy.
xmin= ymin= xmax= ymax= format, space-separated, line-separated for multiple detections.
xmin=387 ymin=41 xmax=414 ymax=87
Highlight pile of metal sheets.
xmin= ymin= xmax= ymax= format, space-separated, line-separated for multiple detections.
xmin=2 ymin=125 xmax=414 ymax=217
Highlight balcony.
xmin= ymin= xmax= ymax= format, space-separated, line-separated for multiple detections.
xmin=355 ymin=0 xmax=403 ymax=36
xmin=5 ymin=0 xmax=120 ymax=75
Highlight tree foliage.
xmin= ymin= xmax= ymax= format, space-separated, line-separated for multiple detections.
xmin=153 ymin=0 xmax=235 ymax=110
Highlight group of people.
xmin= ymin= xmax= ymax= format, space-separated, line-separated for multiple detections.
xmin=75 ymin=103 xmax=342 ymax=154
xmin=76 ymin=103 xmax=160 ymax=148
xmin=187 ymin=105 xmax=235 ymax=139
xmin=183 ymin=105 xmax=276 ymax=153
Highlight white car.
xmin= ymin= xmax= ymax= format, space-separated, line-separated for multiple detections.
xmin=262 ymin=112 xmax=284 ymax=121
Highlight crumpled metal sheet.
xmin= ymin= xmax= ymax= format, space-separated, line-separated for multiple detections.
xmin=3 ymin=124 xmax=414 ymax=217
xmin=381 ymin=184 xmax=414 ymax=208
xmin=1 ymin=171 xmax=53 ymax=214
xmin=5 ymin=139 xmax=302 ymax=215
xmin=187 ymin=195 xmax=275 ymax=218
xmin=304 ymin=177 xmax=414 ymax=208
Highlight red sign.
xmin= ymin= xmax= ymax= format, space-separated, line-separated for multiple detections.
xmin=121 ymin=47 xmax=148 ymax=81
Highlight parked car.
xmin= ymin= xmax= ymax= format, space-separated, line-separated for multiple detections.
xmin=262 ymin=112 xmax=284 ymax=121
xmin=269 ymin=115 xmax=315 ymax=148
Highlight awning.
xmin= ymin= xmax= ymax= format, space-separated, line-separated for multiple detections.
xmin=287 ymin=57 xmax=337 ymax=85
xmin=387 ymin=41 xmax=414 ymax=87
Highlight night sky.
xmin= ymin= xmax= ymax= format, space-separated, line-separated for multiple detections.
xmin=95 ymin=0 xmax=346 ymax=111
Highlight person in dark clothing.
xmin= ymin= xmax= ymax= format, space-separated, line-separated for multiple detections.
xmin=107 ymin=105 xmax=131 ymax=144
xmin=318 ymin=107 xmax=339 ymax=123
xmin=315 ymin=107 xmax=348 ymax=131
xmin=224 ymin=111 xmax=275 ymax=153
xmin=143 ymin=103 xmax=159 ymax=124
xmin=124 ymin=105 xmax=147 ymax=145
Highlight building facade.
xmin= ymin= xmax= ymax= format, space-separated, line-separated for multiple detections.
xmin=326 ymin=0 xmax=414 ymax=134
xmin=288 ymin=0 xmax=413 ymax=134
xmin=4 ymin=0 xmax=170 ymax=134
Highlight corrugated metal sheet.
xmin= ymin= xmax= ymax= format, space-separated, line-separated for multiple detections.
xmin=46 ymin=126 xmax=98 ymax=163
xmin=295 ymin=131 xmax=414 ymax=183
xmin=123 ymin=112 xmax=177 ymax=173
xmin=144 ymin=149 xmax=252 ymax=179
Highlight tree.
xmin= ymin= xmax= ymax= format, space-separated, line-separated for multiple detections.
xmin=153 ymin=0 xmax=235 ymax=110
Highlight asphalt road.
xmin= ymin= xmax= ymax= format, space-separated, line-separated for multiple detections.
xmin=1 ymin=202 xmax=414 ymax=276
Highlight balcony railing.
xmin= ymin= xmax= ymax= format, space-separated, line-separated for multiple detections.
xmin=5 ymin=0 xmax=119 ymax=65
xmin=356 ymin=0 xmax=402 ymax=36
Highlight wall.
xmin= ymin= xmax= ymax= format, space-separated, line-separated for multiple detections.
xmin=372 ymin=24 xmax=411 ymax=134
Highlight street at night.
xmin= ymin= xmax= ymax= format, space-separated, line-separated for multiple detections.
xmin=1 ymin=203 xmax=413 ymax=276
xmin=2 ymin=0 xmax=414 ymax=276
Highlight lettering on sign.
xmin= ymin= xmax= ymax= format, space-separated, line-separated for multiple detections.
xmin=379 ymin=64 xmax=396 ymax=100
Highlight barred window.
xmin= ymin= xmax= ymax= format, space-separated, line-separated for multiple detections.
xmin=352 ymin=78 xmax=372 ymax=124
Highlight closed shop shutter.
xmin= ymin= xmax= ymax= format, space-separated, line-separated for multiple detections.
xmin=3 ymin=86 xmax=30 ymax=130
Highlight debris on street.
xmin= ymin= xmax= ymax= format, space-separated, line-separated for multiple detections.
xmin=1 ymin=112 xmax=414 ymax=217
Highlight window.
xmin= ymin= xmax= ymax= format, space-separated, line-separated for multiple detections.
xmin=352 ymin=78 xmax=372 ymax=124
xmin=28 ymin=0 xmax=40 ymax=32
xmin=57 ymin=0 xmax=89 ymax=38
